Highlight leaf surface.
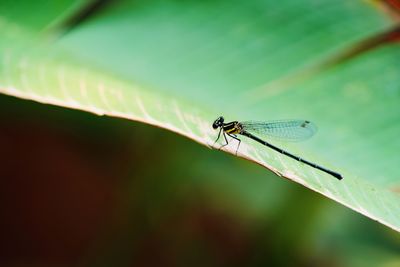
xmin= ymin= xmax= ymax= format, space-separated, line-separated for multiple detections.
xmin=1 ymin=0 xmax=400 ymax=231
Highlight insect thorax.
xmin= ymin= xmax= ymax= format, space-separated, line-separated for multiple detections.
xmin=223 ymin=121 xmax=243 ymax=134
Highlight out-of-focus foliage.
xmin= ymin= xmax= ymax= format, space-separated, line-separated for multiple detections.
xmin=1 ymin=94 xmax=399 ymax=267
xmin=1 ymin=0 xmax=400 ymax=231
xmin=0 ymin=2 xmax=400 ymax=265
xmin=0 ymin=0 xmax=90 ymax=31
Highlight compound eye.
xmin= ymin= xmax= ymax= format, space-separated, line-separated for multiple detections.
xmin=212 ymin=119 xmax=219 ymax=129
xmin=212 ymin=116 xmax=224 ymax=129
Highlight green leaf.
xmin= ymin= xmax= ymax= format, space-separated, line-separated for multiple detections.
xmin=0 ymin=0 xmax=92 ymax=32
xmin=1 ymin=0 xmax=400 ymax=232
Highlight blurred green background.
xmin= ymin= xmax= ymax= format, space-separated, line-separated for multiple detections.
xmin=1 ymin=0 xmax=400 ymax=266
xmin=1 ymin=94 xmax=399 ymax=267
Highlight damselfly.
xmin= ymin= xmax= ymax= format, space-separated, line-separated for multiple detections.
xmin=212 ymin=116 xmax=342 ymax=180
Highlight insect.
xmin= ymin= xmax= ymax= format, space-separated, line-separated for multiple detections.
xmin=212 ymin=116 xmax=343 ymax=180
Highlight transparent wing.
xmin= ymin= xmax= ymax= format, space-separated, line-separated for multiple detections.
xmin=240 ymin=120 xmax=317 ymax=142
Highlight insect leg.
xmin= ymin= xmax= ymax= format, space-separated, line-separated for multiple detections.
xmin=227 ymin=133 xmax=241 ymax=155
xmin=218 ymin=132 xmax=229 ymax=150
xmin=212 ymin=127 xmax=223 ymax=148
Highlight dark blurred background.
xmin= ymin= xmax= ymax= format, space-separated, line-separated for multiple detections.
xmin=0 ymin=94 xmax=399 ymax=267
